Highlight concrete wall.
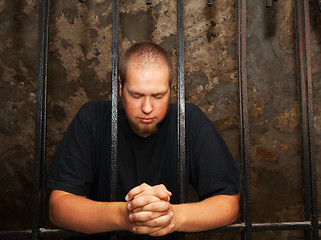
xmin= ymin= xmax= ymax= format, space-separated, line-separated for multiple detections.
xmin=0 ymin=0 xmax=320 ymax=239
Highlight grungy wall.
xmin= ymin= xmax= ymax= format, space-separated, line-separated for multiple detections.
xmin=0 ymin=0 xmax=320 ymax=239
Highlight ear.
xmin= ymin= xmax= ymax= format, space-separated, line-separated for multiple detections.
xmin=118 ymin=76 xmax=122 ymax=97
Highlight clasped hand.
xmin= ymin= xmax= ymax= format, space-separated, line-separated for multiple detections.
xmin=125 ymin=183 xmax=175 ymax=236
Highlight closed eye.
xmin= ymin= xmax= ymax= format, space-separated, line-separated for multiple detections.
xmin=131 ymin=93 xmax=143 ymax=99
xmin=153 ymin=94 xmax=164 ymax=99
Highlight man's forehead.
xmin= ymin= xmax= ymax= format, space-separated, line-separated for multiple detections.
xmin=127 ymin=57 xmax=168 ymax=71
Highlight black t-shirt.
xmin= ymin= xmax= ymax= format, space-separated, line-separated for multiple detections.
xmin=46 ymin=101 xmax=239 ymax=238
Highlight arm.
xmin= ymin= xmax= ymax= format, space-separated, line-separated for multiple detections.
xmin=49 ymin=190 xmax=131 ymax=234
xmin=49 ymin=185 xmax=173 ymax=235
xmin=171 ymin=193 xmax=240 ymax=233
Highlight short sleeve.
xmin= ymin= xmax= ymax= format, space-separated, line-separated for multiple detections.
xmin=46 ymin=102 xmax=96 ymax=196
xmin=187 ymin=104 xmax=239 ymax=200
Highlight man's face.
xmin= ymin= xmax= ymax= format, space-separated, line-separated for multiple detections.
xmin=120 ymin=60 xmax=171 ymax=138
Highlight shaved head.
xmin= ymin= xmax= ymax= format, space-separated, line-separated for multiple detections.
xmin=119 ymin=42 xmax=173 ymax=86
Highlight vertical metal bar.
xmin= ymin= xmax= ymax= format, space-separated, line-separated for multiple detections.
xmin=266 ymin=0 xmax=273 ymax=8
xmin=32 ymin=0 xmax=49 ymax=239
xmin=237 ymin=0 xmax=252 ymax=239
xmin=177 ymin=0 xmax=186 ymax=204
xmin=110 ymin=1 xmax=119 ymax=239
xmin=111 ymin=0 xmax=119 ymax=204
xmin=316 ymin=0 xmax=321 ymax=12
xmin=295 ymin=0 xmax=319 ymax=239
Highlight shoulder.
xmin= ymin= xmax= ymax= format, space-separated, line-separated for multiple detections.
xmin=168 ymin=102 xmax=213 ymax=134
xmin=73 ymin=101 xmax=112 ymax=126
xmin=79 ymin=100 xmax=111 ymax=112
xmin=185 ymin=103 xmax=212 ymax=126
xmin=77 ymin=101 xmax=111 ymax=117
xmin=168 ymin=102 xmax=203 ymax=114
xmin=168 ymin=102 xmax=210 ymax=122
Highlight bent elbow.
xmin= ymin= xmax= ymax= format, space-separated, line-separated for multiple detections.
xmin=227 ymin=194 xmax=240 ymax=224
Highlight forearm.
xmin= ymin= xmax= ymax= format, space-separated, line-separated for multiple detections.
xmin=172 ymin=194 xmax=240 ymax=233
xmin=49 ymin=190 xmax=130 ymax=234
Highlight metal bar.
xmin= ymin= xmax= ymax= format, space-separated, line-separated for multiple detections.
xmin=110 ymin=0 xmax=119 ymax=203
xmin=40 ymin=0 xmax=50 ymax=229
xmin=37 ymin=222 xmax=320 ymax=235
xmin=266 ymin=0 xmax=273 ymax=8
xmin=316 ymin=0 xmax=321 ymax=12
xmin=295 ymin=0 xmax=319 ymax=239
xmin=237 ymin=0 xmax=252 ymax=239
xmin=32 ymin=0 xmax=50 ymax=239
xmin=177 ymin=0 xmax=186 ymax=205
xmin=266 ymin=0 xmax=278 ymax=8
xmin=0 ymin=230 xmax=32 ymax=239
xmin=2 ymin=221 xmax=321 ymax=239
xmin=110 ymin=1 xmax=119 ymax=239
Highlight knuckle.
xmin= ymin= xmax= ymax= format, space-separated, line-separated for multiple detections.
xmin=167 ymin=202 xmax=171 ymax=210
xmin=152 ymin=218 xmax=159 ymax=225
xmin=149 ymin=202 xmax=157 ymax=211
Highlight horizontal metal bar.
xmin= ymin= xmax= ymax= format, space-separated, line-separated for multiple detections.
xmin=1 ymin=222 xmax=320 ymax=239
xmin=0 ymin=230 xmax=31 ymax=239
xmin=208 ymin=221 xmax=316 ymax=233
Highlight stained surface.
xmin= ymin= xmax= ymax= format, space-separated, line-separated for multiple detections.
xmin=0 ymin=1 xmax=320 ymax=239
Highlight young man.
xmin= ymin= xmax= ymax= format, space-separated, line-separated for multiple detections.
xmin=46 ymin=42 xmax=240 ymax=239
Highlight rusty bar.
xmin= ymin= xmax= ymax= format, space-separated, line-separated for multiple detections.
xmin=110 ymin=0 xmax=119 ymax=239
xmin=295 ymin=0 xmax=319 ymax=239
xmin=267 ymin=0 xmax=278 ymax=8
xmin=316 ymin=0 xmax=321 ymax=12
xmin=32 ymin=0 xmax=50 ymax=239
xmin=177 ymin=0 xmax=186 ymax=205
xmin=237 ymin=0 xmax=252 ymax=239
xmin=266 ymin=0 xmax=273 ymax=8
xmin=110 ymin=0 xmax=119 ymax=203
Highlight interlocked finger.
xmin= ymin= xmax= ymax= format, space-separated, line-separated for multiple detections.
xmin=128 ymin=195 xmax=161 ymax=211
xmin=131 ymin=200 xmax=171 ymax=213
xmin=148 ymin=222 xmax=175 ymax=237
xmin=133 ymin=185 xmax=172 ymax=202
xmin=131 ymin=211 xmax=173 ymax=227
xmin=125 ymin=183 xmax=152 ymax=201
xmin=129 ymin=210 xmax=167 ymax=223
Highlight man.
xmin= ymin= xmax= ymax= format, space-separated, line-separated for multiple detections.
xmin=46 ymin=42 xmax=240 ymax=239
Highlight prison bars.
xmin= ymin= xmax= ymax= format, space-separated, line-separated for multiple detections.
xmin=236 ymin=0 xmax=252 ymax=239
xmin=0 ymin=0 xmax=320 ymax=239
xmin=295 ymin=0 xmax=319 ymax=239
xmin=177 ymin=0 xmax=187 ymax=205
xmin=31 ymin=0 xmax=50 ymax=239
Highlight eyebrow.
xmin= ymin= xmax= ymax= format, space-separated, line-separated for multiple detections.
xmin=127 ymin=89 xmax=169 ymax=96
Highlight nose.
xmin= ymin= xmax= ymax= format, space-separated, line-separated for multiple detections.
xmin=142 ymin=97 xmax=153 ymax=115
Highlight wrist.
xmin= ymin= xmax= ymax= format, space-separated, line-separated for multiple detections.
xmin=117 ymin=202 xmax=132 ymax=231
xmin=171 ymin=204 xmax=185 ymax=232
